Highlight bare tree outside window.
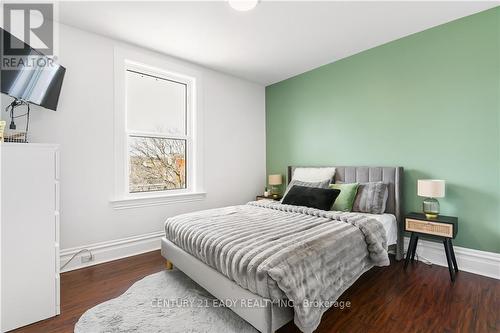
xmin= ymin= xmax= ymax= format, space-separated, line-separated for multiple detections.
xmin=129 ymin=136 xmax=186 ymax=193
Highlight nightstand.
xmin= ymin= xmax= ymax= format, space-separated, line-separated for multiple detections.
xmin=404 ymin=212 xmax=459 ymax=281
xmin=256 ymin=195 xmax=282 ymax=201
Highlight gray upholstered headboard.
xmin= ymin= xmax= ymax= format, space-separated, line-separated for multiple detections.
xmin=287 ymin=166 xmax=404 ymax=260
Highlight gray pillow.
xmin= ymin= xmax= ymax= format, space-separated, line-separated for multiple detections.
xmin=352 ymin=182 xmax=389 ymax=214
xmin=281 ymin=179 xmax=330 ymax=201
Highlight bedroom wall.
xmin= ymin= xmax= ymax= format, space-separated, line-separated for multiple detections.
xmin=1 ymin=23 xmax=266 ymax=251
xmin=266 ymin=8 xmax=500 ymax=253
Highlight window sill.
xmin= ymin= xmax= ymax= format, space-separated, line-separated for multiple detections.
xmin=110 ymin=192 xmax=207 ymax=210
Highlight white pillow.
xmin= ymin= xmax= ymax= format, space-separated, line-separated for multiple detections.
xmin=292 ymin=167 xmax=336 ymax=183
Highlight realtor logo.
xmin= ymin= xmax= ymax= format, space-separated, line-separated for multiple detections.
xmin=3 ymin=3 xmax=54 ymax=55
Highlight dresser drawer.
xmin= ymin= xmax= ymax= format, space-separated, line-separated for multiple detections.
xmin=405 ymin=218 xmax=453 ymax=237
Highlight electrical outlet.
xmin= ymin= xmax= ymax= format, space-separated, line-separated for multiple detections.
xmin=81 ymin=253 xmax=94 ymax=263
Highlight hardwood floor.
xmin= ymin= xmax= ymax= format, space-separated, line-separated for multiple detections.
xmin=11 ymin=250 xmax=499 ymax=333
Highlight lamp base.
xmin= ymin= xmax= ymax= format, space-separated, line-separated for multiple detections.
xmin=423 ymin=197 xmax=439 ymax=219
xmin=270 ymin=185 xmax=280 ymax=197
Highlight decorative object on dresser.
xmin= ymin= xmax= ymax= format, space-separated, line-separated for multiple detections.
xmin=268 ymin=174 xmax=282 ymax=198
xmin=418 ymin=179 xmax=445 ymax=218
xmin=1 ymin=143 xmax=61 ymax=331
xmin=404 ymin=212 xmax=458 ymax=282
xmin=0 ymin=120 xmax=5 ymax=142
xmin=256 ymin=194 xmax=282 ymax=201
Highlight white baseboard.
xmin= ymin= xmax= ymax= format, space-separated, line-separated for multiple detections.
xmin=404 ymin=237 xmax=500 ymax=280
xmin=60 ymin=231 xmax=164 ymax=273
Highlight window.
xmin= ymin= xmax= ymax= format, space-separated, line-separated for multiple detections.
xmin=112 ymin=47 xmax=205 ymax=208
xmin=126 ymin=69 xmax=189 ymax=193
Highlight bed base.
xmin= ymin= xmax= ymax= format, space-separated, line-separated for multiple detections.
xmin=165 ymin=259 xmax=173 ymax=270
xmin=161 ymin=237 xmax=293 ymax=333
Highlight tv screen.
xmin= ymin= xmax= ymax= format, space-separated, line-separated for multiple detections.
xmin=1 ymin=28 xmax=66 ymax=111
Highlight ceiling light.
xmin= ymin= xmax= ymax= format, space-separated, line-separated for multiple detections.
xmin=228 ymin=0 xmax=259 ymax=12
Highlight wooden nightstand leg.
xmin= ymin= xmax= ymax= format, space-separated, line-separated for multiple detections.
xmin=443 ymin=239 xmax=455 ymax=282
xmin=165 ymin=259 xmax=173 ymax=270
xmin=404 ymin=233 xmax=415 ymax=269
xmin=448 ymin=239 xmax=459 ymax=272
xmin=411 ymin=236 xmax=419 ymax=262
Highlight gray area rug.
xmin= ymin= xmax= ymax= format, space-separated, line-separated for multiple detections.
xmin=74 ymin=269 xmax=258 ymax=333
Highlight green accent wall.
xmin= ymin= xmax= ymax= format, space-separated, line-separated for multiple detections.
xmin=266 ymin=8 xmax=500 ymax=253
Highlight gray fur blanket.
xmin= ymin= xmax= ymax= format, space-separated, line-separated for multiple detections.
xmin=164 ymin=201 xmax=389 ymax=332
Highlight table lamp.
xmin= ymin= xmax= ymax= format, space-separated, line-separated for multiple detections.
xmin=268 ymin=174 xmax=283 ymax=198
xmin=417 ymin=179 xmax=445 ymax=219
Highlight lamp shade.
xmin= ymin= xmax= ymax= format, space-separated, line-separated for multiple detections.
xmin=268 ymin=174 xmax=282 ymax=186
xmin=418 ymin=180 xmax=445 ymax=198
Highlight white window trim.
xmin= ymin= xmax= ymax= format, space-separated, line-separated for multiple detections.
xmin=111 ymin=46 xmax=205 ymax=209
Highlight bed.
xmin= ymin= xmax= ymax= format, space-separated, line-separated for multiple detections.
xmin=161 ymin=166 xmax=404 ymax=333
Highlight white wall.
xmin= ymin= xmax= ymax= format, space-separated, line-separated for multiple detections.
xmin=1 ymin=23 xmax=266 ymax=252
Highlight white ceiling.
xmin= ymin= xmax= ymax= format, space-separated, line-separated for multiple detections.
xmin=58 ymin=1 xmax=498 ymax=85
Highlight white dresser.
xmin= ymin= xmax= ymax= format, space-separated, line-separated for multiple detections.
xmin=1 ymin=143 xmax=60 ymax=332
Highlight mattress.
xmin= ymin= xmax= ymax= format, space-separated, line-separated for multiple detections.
xmin=356 ymin=213 xmax=397 ymax=246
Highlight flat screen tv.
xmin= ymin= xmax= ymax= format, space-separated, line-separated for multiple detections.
xmin=1 ymin=28 xmax=66 ymax=111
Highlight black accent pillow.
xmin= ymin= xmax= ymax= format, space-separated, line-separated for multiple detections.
xmin=281 ymin=185 xmax=341 ymax=211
